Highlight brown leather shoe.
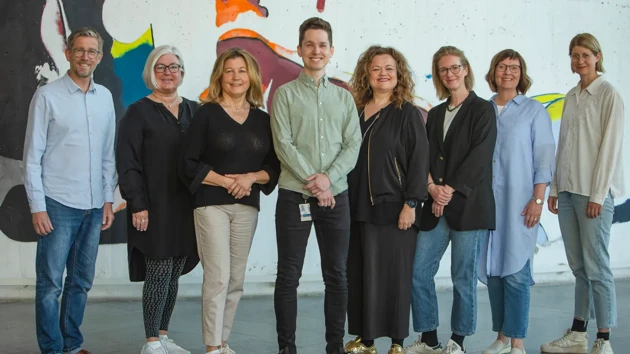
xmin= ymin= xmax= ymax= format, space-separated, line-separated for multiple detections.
xmin=75 ymin=350 xmax=92 ymax=354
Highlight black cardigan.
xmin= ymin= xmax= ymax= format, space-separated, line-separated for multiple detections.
xmin=419 ymin=91 xmax=497 ymax=232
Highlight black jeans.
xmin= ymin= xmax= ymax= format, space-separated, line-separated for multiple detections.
xmin=274 ymin=189 xmax=351 ymax=354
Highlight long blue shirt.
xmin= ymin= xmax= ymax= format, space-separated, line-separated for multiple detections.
xmin=23 ymin=72 xmax=117 ymax=213
xmin=478 ymin=94 xmax=555 ymax=283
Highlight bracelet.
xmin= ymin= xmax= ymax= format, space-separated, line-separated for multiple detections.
xmin=427 ymin=182 xmax=434 ymax=186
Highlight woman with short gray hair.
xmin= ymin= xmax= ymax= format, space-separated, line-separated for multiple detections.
xmin=116 ymin=44 xmax=199 ymax=354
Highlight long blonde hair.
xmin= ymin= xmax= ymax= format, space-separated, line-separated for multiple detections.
xmin=201 ymin=47 xmax=264 ymax=108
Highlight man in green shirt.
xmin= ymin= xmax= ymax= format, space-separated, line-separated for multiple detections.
xmin=271 ymin=16 xmax=361 ymax=354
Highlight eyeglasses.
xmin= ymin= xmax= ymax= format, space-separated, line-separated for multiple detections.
xmin=497 ymin=64 xmax=521 ymax=73
xmin=154 ymin=64 xmax=182 ymax=73
xmin=72 ymin=48 xmax=101 ymax=59
xmin=570 ymin=53 xmax=595 ymax=62
xmin=438 ymin=65 xmax=463 ymax=77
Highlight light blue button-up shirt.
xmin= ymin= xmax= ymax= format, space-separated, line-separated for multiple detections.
xmin=23 ymin=72 xmax=116 ymax=213
xmin=479 ymin=94 xmax=555 ymax=283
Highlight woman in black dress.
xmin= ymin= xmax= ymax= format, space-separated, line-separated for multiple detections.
xmin=179 ymin=47 xmax=280 ymax=354
xmin=344 ymin=45 xmax=429 ymax=354
xmin=116 ymin=45 xmax=198 ymax=354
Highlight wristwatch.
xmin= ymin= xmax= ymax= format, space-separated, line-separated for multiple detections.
xmin=405 ymin=200 xmax=418 ymax=208
xmin=532 ymin=198 xmax=543 ymax=205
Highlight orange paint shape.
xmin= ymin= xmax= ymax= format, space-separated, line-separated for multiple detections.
xmin=219 ymin=28 xmax=295 ymax=57
xmin=216 ymin=0 xmax=266 ymax=26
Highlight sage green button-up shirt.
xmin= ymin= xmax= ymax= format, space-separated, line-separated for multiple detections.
xmin=271 ymin=71 xmax=361 ymax=197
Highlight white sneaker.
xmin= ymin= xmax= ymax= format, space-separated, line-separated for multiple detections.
xmin=441 ymin=340 xmax=465 ymax=354
xmin=589 ymin=338 xmax=613 ymax=354
xmin=404 ymin=335 xmax=442 ymax=354
xmin=509 ymin=349 xmax=526 ymax=354
xmin=220 ymin=344 xmax=236 ymax=354
xmin=160 ymin=336 xmax=191 ymax=354
xmin=482 ymin=339 xmax=511 ymax=354
xmin=540 ymin=329 xmax=588 ymax=353
xmin=141 ymin=342 xmax=168 ymax=354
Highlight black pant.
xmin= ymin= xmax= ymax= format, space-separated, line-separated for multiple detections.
xmin=274 ymin=189 xmax=351 ymax=354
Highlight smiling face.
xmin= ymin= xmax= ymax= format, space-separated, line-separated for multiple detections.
xmin=438 ymin=54 xmax=468 ymax=94
xmin=221 ymin=56 xmax=250 ymax=99
xmin=65 ymin=36 xmax=102 ymax=79
xmin=494 ymin=57 xmax=521 ymax=92
xmin=297 ymin=29 xmax=334 ymax=77
xmin=570 ymin=45 xmax=600 ymax=77
xmin=153 ymin=53 xmax=182 ymax=93
xmin=368 ymin=54 xmax=398 ymax=94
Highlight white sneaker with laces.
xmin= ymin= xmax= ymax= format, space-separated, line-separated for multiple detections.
xmin=441 ymin=339 xmax=465 ymax=354
xmin=404 ymin=335 xmax=442 ymax=354
xmin=221 ymin=344 xmax=236 ymax=354
xmin=589 ymin=338 xmax=613 ymax=354
xmin=540 ymin=329 xmax=588 ymax=353
xmin=160 ymin=336 xmax=191 ymax=354
xmin=141 ymin=342 xmax=168 ymax=354
xmin=482 ymin=339 xmax=511 ymax=354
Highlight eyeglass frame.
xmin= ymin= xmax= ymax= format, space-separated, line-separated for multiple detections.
xmin=71 ymin=48 xmax=101 ymax=59
xmin=438 ymin=64 xmax=464 ymax=77
xmin=496 ymin=64 xmax=521 ymax=73
xmin=570 ymin=53 xmax=597 ymax=62
xmin=154 ymin=64 xmax=182 ymax=73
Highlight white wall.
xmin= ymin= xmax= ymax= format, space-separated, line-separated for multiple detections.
xmin=2 ymin=0 xmax=630 ymax=299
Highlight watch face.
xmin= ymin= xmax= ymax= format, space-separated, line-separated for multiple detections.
xmin=535 ymin=199 xmax=543 ymax=204
xmin=406 ymin=200 xmax=417 ymax=208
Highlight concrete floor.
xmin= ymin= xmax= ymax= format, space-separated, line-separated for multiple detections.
xmin=1 ymin=280 xmax=628 ymax=354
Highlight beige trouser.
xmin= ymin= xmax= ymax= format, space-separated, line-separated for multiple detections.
xmin=194 ymin=204 xmax=258 ymax=346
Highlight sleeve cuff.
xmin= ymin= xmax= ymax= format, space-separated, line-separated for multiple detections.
xmin=30 ymin=201 xmax=47 ymax=214
xmin=189 ymin=165 xmax=212 ymax=194
xmin=589 ymin=193 xmax=607 ymax=206
xmin=451 ymin=181 xmax=472 ymax=197
xmin=533 ymin=172 xmax=553 ymax=186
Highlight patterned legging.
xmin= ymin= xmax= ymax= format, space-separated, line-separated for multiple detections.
xmin=143 ymin=256 xmax=187 ymax=338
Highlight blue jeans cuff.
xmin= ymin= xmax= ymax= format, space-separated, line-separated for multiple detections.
xmin=64 ymin=346 xmax=81 ymax=354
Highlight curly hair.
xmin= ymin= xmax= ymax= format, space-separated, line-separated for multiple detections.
xmin=349 ymin=45 xmax=415 ymax=111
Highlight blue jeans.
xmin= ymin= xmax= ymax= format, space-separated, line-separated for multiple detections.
xmin=411 ymin=216 xmax=484 ymax=336
xmin=35 ymin=197 xmax=103 ymax=354
xmin=487 ymin=260 xmax=532 ymax=338
xmin=558 ymin=192 xmax=616 ymax=329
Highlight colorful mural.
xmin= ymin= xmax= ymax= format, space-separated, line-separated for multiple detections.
xmin=0 ymin=0 xmax=628 ymax=248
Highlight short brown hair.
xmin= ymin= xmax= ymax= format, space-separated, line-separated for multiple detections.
xmin=485 ymin=49 xmax=532 ymax=94
xmin=298 ymin=17 xmax=333 ymax=47
xmin=431 ymin=46 xmax=474 ymax=100
xmin=201 ymin=47 xmax=265 ymax=108
xmin=67 ymin=27 xmax=104 ymax=52
xmin=349 ymin=46 xmax=415 ymax=111
xmin=569 ymin=33 xmax=605 ymax=73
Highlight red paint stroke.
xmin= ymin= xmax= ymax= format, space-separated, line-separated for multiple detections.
xmin=316 ymin=0 xmax=326 ymax=12
xmin=216 ymin=0 xmax=269 ymax=27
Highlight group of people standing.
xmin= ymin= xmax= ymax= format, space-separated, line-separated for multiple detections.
xmin=23 ymin=16 xmax=623 ymax=354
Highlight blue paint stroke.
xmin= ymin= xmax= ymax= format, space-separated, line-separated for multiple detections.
xmin=112 ymin=43 xmax=153 ymax=108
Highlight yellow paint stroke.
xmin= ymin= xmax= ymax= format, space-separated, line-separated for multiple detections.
xmin=532 ymin=93 xmax=565 ymax=121
xmin=219 ymin=29 xmax=296 ymax=57
xmin=111 ymin=27 xmax=154 ymax=58
xmin=216 ymin=0 xmax=266 ymax=27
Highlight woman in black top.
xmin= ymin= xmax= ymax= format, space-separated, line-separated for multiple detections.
xmin=406 ymin=46 xmax=496 ymax=354
xmin=116 ymin=45 xmax=197 ymax=354
xmin=344 ymin=46 xmax=429 ymax=354
xmin=179 ymin=47 xmax=279 ymax=354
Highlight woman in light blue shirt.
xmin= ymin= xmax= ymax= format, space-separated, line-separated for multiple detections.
xmin=478 ymin=49 xmax=555 ymax=354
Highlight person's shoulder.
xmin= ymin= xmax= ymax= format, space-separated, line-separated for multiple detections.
xmin=197 ymin=101 xmax=220 ymax=114
xmin=252 ymin=107 xmax=270 ymax=119
xmin=598 ymin=79 xmax=622 ymax=98
xmin=94 ymin=83 xmax=113 ymax=98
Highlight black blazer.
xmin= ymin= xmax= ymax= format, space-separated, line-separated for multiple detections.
xmin=419 ymin=91 xmax=497 ymax=232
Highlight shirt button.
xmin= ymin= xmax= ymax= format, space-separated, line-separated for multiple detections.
xmin=319 ymin=102 xmax=322 ymax=105
xmin=321 ymin=136 xmax=324 ymax=139
xmin=438 ymin=177 xmax=443 ymax=182
xmin=439 ymin=156 xmax=443 ymax=160
xmin=321 ymin=153 xmax=325 ymax=156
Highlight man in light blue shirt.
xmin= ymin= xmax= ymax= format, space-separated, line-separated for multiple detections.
xmin=23 ymin=27 xmax=116 ymax=354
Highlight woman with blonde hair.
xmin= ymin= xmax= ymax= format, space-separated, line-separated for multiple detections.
xmin=117 ymin=44 xmax=199 ymax=354
xmin=343 ymin=45 xmax=429 ymax=354
xmin=179 ymin=47 xmax=280 ymax=354
xmin=541 ymin=33 xmax=624 ymax=354
xmin=406 ymin=46 xmax=496 ymax=354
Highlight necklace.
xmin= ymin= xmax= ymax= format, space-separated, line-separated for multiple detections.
xmin=446 ymin=100 xmax=463 ymax=112
xmin=221 ymin=101 xmax=249 ymax=113
xmin=150 ymin=93 xmax=179 ymax=108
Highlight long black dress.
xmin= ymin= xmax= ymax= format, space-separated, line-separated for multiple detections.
xmin=116 ymin=97 xmax=200 ymax=281
xmin=347 ymin=101 xmax=429 ymax=340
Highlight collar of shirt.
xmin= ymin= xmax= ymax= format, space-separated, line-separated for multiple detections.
xmin=575 ymin=75 xmax=605 ymax=96
xmin=62 ymin=71 xmax=97 ymax=94
xmin=489 ymin=93 xmax=526 ymax=107
xmin=297 ymin=71 xmax=329 ymax=88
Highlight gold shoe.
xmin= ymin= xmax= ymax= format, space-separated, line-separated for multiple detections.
xmin=344 ymin=337 xmax=378 ymax=354
xmin=388 ymin=344 xmax=403 ymax=354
